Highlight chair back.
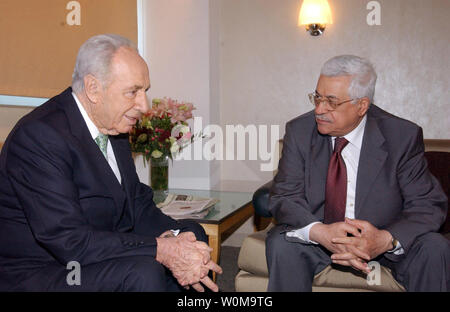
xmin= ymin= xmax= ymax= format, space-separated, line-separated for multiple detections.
xmin=424 ymin=151 xmax=450 ymax=233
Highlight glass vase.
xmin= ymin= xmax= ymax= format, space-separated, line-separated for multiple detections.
xmin=150 ymin=155 xmax=169 ymax=192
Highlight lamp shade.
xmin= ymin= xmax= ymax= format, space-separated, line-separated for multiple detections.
xmin=298 ymin=0 xmax=333 ymax=26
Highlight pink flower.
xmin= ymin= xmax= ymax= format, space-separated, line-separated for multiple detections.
xmin=130 ymin=96 xmax=197 ymax=161
xmin=182 ymin=132 xmax=192 ymax=140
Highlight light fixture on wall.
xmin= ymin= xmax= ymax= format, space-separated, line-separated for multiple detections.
xmin=298 ymin=0 xmax=333 ymax=36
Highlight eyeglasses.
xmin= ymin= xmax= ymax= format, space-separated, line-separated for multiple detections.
xmin=308 ymin=92 xmax=358 ymax=110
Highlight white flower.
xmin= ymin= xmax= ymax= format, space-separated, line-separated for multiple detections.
xmin=170 ymin=142 xmax=180 ymax=154
xmin=180 ymin=125 xmax=190 ymax=135
xmin=151 ymin=150 xmax=163 ymax=158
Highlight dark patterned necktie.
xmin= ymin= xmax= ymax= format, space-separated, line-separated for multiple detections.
xmin=324 ymin=137 xmax=349 ymax=224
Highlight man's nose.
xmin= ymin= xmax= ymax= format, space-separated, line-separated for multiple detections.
xmin=314 ymin=101 xmax=329 ymax=115
xmin=135 ymin=91 xmax=149 ymax=114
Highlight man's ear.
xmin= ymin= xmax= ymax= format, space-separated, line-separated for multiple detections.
xmin=83 ymin=74 xmax=101 ymax=104
xmin=357 ymin=97 xmax=370 ymax=116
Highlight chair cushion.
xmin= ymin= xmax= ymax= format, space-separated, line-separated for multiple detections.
xmin=237 ymin=226 xmax=271 ymax=277
xmin=235 ymin=270 xmax=269 ymax=292
xmin=313 ymin=264 xmax=405 ymax=292
xmin=237 ymin=227 xmax=405 ymax=292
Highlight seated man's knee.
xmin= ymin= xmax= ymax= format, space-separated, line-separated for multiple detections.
xmin=122 ymin=256 xmax=169 ymax=291
xmin=414 ymin=232 xmax=450 ymax=261
xmin=266 ymin=226 xmax=300 ymax=257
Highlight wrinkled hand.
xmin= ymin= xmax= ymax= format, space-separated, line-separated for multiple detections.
xmin=156 ymin=231 xmax=222 ymax=292
xmin=330 ymin=218 xmax=393 ymax=273
xmin=310 ymin=221 xmax=371 ymax=273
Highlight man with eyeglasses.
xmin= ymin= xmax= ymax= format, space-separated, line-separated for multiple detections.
xmin=266 ymin=55 xmax=449 ymax=291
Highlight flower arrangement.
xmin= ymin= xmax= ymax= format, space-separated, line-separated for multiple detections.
xmin=129 ymin=97 xmax=196 ymax=162
xmin=129 ymin=97 xmax=196 ymax=191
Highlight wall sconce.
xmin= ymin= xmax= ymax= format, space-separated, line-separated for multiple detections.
xmin=298 ymin=0 xmax=333 ymax=36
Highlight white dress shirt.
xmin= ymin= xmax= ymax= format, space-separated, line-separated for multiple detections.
xmin=286 ymin=115 xmax=403 ymax=255
xmin=72 ymin=93 xmax=122 ymax=184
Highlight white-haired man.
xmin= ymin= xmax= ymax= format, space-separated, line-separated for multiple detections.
xmin=266 ymin=55 xmax=449 ymax=291
xmin=0 ymin=34 xmax=222 ymax=291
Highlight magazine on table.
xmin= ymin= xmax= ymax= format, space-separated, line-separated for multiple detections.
xmin=157 ymin=193 xmax=219 ymax=219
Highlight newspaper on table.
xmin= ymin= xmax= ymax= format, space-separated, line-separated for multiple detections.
xmin=157 ymin=193 xmax=219 ymax=219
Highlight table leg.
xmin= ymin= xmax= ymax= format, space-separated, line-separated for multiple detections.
xmin=200 ymin=223 xmax=220 ymax=282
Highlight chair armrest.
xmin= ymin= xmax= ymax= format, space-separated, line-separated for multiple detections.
xmin=252 ymin=181 xmax=273 ymax=218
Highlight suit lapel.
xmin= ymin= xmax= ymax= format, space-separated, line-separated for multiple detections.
xmin=58 ymin=88 xmax=127 ymax=216
xmin=110 ymin=135 xmax=136 ymax=229
xmin=355 ymin=109 xmax=388 ymax=218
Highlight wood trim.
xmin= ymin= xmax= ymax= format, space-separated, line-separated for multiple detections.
xmin=424 ymin=139 xmax=450 ymax=152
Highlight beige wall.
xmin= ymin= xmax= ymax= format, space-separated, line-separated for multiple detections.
xmin=218 ymin=0 xmax=450 ymax=192
xmin=135 ymin=0 xmax=216 ymax=190
xmin=0 ymin=106 xmax=34 ymax=142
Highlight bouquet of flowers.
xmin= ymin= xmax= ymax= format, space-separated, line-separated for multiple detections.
xmin=129 ymin=97 xmax=196 ymax=162
xmin=129 ymin=97 xmax=196 ymax=191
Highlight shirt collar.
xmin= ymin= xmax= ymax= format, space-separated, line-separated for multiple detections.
xmin=72 ymin=92 xmax=100 ymax=140
xmin=333 ymin=115 xmax=367 ymax=150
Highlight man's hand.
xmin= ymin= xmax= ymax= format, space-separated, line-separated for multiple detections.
xmin=310 ymin=222 xmax=371 ymax=273
xmin=330 ymin=218 xmax=393 ymax=271
xmin=155 ymin=231 xmax=223 ymax=292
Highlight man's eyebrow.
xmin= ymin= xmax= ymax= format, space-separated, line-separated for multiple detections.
xmin=136 ymin=85 xmax=151 ymax=92
xmin=126 ymin=85 xmax=150 ymax=91
xmin=315 ymin=90 xmax=338 ymax=100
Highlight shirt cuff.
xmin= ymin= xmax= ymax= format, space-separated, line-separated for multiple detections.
xmin=286 ymin=222 xmax=322 ymax=244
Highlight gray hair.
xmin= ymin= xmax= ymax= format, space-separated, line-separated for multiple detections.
xmin=72 ymin=34 xmax=137 ymax=93
xmin=320 ymin=55 xmax=377 ymax=103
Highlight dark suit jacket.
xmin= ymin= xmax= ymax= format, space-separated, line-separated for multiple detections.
xmin=269 ymin=104 xmax=447 ymax=254
xmin=0 ymin=88 xmax=180 ymax=287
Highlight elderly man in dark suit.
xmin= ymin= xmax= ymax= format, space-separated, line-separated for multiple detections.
xmin=0 ymin=34 xmax=221 ymax=291
xmin=266 ymin=55 xmax=449 ymax=291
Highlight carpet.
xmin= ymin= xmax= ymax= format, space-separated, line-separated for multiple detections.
xmin=216 ymin=246 xmax=240 ymax=292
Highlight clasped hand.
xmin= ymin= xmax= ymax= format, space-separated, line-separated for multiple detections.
xmin=311 ymin=218 xmax=392 ymax=274
xmin=156 ymin=231 xmax=222 ymax=292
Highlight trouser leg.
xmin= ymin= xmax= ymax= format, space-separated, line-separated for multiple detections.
xmin=381 ymin=232 xmax=450 ymax=292
xmin=265 ymin=225 xmax=331 ymax=292
xmin=17 ymin=255 xmax=181 ymax=292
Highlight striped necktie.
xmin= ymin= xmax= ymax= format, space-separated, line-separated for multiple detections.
xmin=95 ymin=133 xmax=108 ymax=159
